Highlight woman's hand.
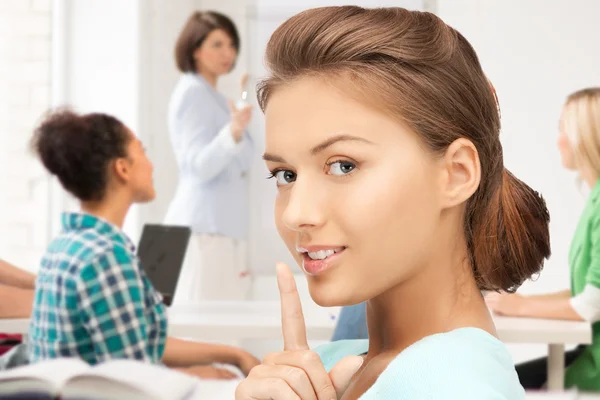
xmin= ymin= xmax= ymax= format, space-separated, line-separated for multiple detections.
xmin=179 ymin=365 xmax=239 ymax=380
xmin=235 ymin=349 xmax=261 ymax=376
xmin=485 ymin=292 xmax=525 ymax=316
xmin=235 ymin=263 xmax=364 ymax=400
xmin=229 ymin=100 xmax=252 ymax=143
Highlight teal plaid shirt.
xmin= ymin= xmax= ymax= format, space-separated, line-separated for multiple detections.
xmin=28 ymin=213 xmax=168 ymax=365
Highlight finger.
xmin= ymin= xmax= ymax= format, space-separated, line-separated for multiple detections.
xmin=329 ymin=356 xmax=364 ymax=397
xmin=250 ymin=364 xmax=317 ymax=400
xmin=241 ymin=360 xmax=260 ymax=376
xmin=241 ymin=108 xmax=252 ymax=120
xmin=228 ymin=99 xmax=236 ymax=113
xmin=235 ymin=377 xmax=301 ymax=400
xmin=277 ymin=262 xmax=309 ymax=351
xmin=263 ymin=350 xmax=335 ymax=400
xmin=217 ymin=368 xmax=239 ymax=380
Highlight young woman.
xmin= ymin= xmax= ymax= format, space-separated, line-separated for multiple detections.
xmin=165 ymin=11 xmax=254 ymax=303
xmin=487 ymin=87 xmax=600 ymax=390
xmin=235 ymin=6 xmax=551 ymax=399
xmin=28 ymin=110 xmax=259 ymax=379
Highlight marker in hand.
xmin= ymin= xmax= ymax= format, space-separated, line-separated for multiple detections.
xmin=236 ymin=72 xmax=249 ymax=109
xmin=235 ymin=262 xmax=364 ymax=400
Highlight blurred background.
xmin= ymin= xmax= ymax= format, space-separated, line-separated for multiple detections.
xmin=0 ymin=0 xmax=599 ymax=362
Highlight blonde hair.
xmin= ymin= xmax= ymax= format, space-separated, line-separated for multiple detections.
xmin=258 ymin=6 xmax=551 ymax=292
xmin=562 ymin=88 xmax=600 ymax=175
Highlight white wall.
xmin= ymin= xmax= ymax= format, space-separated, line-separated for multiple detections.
xmin=0 ymin=0 xmax=52 ymax=271
xmin=136 ymin=0 xmax=196 ymax=235
xmin=52 ymin=0 xmax=142 ymax=240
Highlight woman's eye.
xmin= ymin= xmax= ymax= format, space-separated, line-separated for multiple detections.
xmin=271 ymin=170 xmax=296 ymax=185
xmin=327 ymin=161 xmax=356 ymax=176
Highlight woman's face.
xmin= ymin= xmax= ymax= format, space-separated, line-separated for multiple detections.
xmin=193 ymin=29 xmax=237 ymax=77
xmin=124 ymin=130 xmax=156 ymax=203
xmin=263 ymin=77 xmax=446 ymax=306
xmin=558 ymin=110 xmax=577 ymax=171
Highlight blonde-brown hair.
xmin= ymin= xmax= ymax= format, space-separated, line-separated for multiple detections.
xmin=258 ymin=6 xmax=550 ymax=292
xmin=562 ymin=88 xmax=600 ymax=176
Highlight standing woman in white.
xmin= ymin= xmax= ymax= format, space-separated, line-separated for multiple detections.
xmin=165 ymin=11 xmax=254 ymax=303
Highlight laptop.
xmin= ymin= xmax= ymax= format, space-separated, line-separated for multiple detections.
xmin=137 ymin=224 xmax=191 ymax=306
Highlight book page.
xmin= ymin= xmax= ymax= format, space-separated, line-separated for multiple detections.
xmin=0 ymin=358 xmax=89 ymax=389
xmin=64 ymin=360 xmax=198 ymax=399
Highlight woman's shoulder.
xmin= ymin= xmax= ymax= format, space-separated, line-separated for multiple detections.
xmin=170 ymin=73 xmax=212 ymax=105
xmin=315 ymin=328 xmax=524 ymax=399
xmin=181 ymin=73 xmax=209 ymax=92
xmin=373 ymin=328 xmax=524 ymax=399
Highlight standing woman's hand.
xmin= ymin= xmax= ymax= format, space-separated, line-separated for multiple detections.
xmin=229 ymin=100 xmax=252 ymax=143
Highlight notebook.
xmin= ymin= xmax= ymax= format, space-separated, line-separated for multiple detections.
xmin=0 ymin=358 xmax=202 ymax=400
xmin=136 ymin=224 xmax=191 ymax=306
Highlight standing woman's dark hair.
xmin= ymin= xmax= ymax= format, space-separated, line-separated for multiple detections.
xmin=31 ymin=109 xmax=130 ymax=201
xmin=174 ymin=11 xmax=240 ymax=73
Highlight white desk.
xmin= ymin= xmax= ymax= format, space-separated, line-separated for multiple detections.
xmin=166 ymin=301 xmax=336 ymax=340
xmin=494 ymin=316 xmax=592 ymax=391
xmin=0 ymin=301 xmax=337 ymax=340
xmin=0 ymin=302 xmax=592 ymax=391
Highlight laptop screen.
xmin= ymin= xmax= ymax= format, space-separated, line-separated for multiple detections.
xmin=136 ymin=224 xmax=191 ymax=306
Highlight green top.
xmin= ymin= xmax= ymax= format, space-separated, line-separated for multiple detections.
xmin=566 ymin=180 xmax=600 ymax=390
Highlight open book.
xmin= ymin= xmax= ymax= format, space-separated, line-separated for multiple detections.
xmin=0 ymin=358 xmax=221 ymax=400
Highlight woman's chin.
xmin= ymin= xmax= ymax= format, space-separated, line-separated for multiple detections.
xmin=307 ymin=280 xmax=353 ymax=307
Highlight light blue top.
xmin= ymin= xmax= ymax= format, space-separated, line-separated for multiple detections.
xmin=164 ymin=73 xmax=254 ymax=239
xmin=315 ymin=328 xmax=525 ymax=399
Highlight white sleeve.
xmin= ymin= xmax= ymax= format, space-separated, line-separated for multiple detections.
xmin=175 ymin=87 xmax=244 ymax=182
xmin=570 ymin=284 xmax=600 ymax=322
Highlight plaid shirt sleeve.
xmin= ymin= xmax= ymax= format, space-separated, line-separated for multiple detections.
xmin=76 ymin=245 xmax=156 ymax=363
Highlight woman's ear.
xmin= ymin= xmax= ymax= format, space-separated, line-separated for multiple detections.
xmin=438 ymin=138 xmax=481 ymax=208
xmin=112 ymin=158 xmax=131 ymax=184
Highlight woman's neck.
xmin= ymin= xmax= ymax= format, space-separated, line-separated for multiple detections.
xmin=365 ymin=239 xmax=494 ymax=356
xmin=80 ymin=192 xmax=132 ymax=229
xmin=581 ymin=164 xmax=599 ymax=189
xmin=198 ymin=70 xmax=218 ymax=89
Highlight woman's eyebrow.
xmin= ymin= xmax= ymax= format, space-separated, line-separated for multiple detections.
xmin=263 ymin=134 xmax=374 ymax=163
